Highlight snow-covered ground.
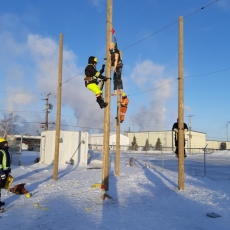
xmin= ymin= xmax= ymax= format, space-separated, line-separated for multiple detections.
xmin=1 ymin=150 xmax=230 ymax=230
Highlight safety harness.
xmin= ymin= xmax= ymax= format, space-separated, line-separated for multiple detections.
xmin=110 ymin=49 xmax=123 ymax=69
xmin=84 ymin=64 xmax=101 ymax=86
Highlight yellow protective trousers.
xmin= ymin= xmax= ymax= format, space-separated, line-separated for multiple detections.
xmin=87 ymin=83 xmax=102 ymax=96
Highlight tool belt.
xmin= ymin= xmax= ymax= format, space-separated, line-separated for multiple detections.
xmin=84 ymin=76 xmax=97 ymax=87
xmin=116 ymin=62 xmax=123 ymax=69
xmin=118 ymin=62 xmax=123 ymax=68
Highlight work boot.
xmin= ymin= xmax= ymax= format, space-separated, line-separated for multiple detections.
xmin=96 ymin=96 xmax=108 ymax=109
xmin=102 ymin=102 xmax=108 ymax=108
xmin=0 ymin=201 xmax=5 ymax=207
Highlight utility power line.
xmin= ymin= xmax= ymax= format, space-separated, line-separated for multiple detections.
xmin=61 ymin=0 xmax=219 ymax=85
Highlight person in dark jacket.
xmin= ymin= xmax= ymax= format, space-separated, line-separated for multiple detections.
xmin=0 ymin=137 xmax=11 ymax=208
xmin=172 ymin=119 xmax=188 ymax=158
xmin=109 ymin=42 xmax=123 ymax=96
xmin=84 ymin=56 xmax=108 ymax=109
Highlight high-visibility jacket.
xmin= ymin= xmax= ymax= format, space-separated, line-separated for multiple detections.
xmin=0 ymin=149 xmax=10 ymax=170
xmin=84 ymin=64 xmax=105 ymax=86
xmin=120 ymin=96 xmax=129 ymax=121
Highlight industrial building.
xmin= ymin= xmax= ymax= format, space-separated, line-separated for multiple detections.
xmin=6 ymin=128 xmax=229 ymax=166
xmin=89 ymin=133 xmax=129 ymax=151
xmin=126 ymin=130 xmax=229 ymax=152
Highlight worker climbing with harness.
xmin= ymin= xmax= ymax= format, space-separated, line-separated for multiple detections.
xmin=84 ymin=56 xmax=108 ymax=109
xmin=172 ymin=118 xmax=188 ymax=158
xmin=116 ymin=92 xmax=129 ymax=123
xmin=120 ymin=92 xmax=129 ymax=123
xmin=109 ymin=29 xmax=123 ymax=96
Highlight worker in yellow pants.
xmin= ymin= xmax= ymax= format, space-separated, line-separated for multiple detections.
xmin=84 ymin=56 xmax=108 ymax=109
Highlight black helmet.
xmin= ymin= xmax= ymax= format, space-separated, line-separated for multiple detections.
xmin=88 ymin=56 xmax=98 ymax=64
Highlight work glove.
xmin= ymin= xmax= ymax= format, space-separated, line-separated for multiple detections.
xmin=173 ymin=128 xmax=178 ymax=133
xmin=100 ymin=64 xmax=105 ymax=74
xmin=100 ymin=76 xmax=107 ymax=81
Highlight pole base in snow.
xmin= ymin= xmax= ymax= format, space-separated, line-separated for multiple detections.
xmin=101 ymin=193 xmax=113 ymax=200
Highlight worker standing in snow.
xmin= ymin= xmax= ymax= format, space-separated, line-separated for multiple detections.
xmin=0 ymin=138 xmax=11 ymax=210
xmin=84 ymin=56 xmax=108 ymax=109
xmin=109 ymin=42 xmax=123 ymax=96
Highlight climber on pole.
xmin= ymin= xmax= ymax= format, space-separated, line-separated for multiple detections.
xmin=109 ymin=29 xmax=123 ymax=96
xmin=84 ymin=56 xmax=108 ymax=109
xmin=115 ymin=92 xmax=129 ymax=123
xmin=120 ymin=92 xmax=129 ymax=123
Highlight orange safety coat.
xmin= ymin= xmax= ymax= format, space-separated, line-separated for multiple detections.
xmin=120 ymin=96 xmax=129 ymax=122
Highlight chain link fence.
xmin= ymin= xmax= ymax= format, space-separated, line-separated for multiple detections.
xmin=88 ymin=144 xmax=230 ymax=179
xmin=7 ymin=138 xmax=40 ymax=166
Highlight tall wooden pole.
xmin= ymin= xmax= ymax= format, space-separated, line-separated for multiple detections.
xmin=115 ymin=50 xmax=122 ymax=176
xmin=178 ymin=17 xmax=184 ymax=190
xmin=53 ymin=33 xmax=63 ymax=181
xmin=102 ymin=0 xmax=112 ymax=192
xmin=115 ymin=94 xmax=121 ymax=176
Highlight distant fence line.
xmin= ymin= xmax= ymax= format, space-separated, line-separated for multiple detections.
xmin=89 ymin=144 xmax=224 ymax=154
xmin=8 ymin=141 xmax=39 ymax=166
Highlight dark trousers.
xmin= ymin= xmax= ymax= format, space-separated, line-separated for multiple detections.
xmin=113 ymin=67 xmax=123 ymax=90
xmin=174 ymin=140 xmax=186 ymax=156
xmin=0 ymin=170 xmax=10 ymax=189
xmin=175 ymin=147 xmax=186 ymax=155
xmin=0 ymin=170 xmax=10 ymax=204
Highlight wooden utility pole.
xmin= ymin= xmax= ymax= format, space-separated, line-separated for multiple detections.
xmin=115 ymin=94 xmax=121 ymax=176
xmin=102 ymin=0 xmax=112 ymax=193
xmin=115 ymin=50 xmax=122 ymax=176
xmin=53 ymin=33 xmax=63 ymax=181
xmin=178 ymin=16 xmax=184 ymax=190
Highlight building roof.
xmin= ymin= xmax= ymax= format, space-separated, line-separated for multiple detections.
xmin=89 ymin=133 xmax=128 ymax=138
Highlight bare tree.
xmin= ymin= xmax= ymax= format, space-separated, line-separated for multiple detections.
xmin=0 ymin=113 xmax=20 ymax=137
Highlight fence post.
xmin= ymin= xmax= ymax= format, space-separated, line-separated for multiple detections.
xmin=18 ymin=134 xmax=23 ymax=166
xmin=161 ymin=145 xmax=165 ymax=170
xmin=204 ymin=144 xmax=208 ymax=176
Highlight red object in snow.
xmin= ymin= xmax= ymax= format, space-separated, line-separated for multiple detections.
xmin=101 ymin=184 xmax=105 ymax=190
xmin=111 ymin=29 xmax=115 ymax=34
